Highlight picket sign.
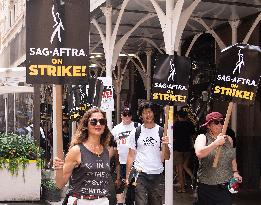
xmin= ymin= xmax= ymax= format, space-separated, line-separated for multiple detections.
xmin=211 ymin=44 xmax=261 ymax=167
xmin=151 ymin=53 xmax=191 ymax=205
xmin=212 ymin=102 xmax=234 ymax=167
xmin=151 ymin=54 xmax=191 ymax=137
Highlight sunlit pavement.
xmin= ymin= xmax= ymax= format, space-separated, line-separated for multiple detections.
xmin=172 ymin=188 xmax=261 ymax=205
xmin=1 ymin=189 xmax=261 ymax=205
xmin=0 ymin=202 xmax=47 ymax=205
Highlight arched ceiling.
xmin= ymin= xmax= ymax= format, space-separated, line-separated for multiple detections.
xmin=90 ymin=0 xmax=261 ymax=54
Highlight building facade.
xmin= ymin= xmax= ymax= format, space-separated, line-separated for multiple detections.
xmin=0 ymin=0 xmax=26 ymax=68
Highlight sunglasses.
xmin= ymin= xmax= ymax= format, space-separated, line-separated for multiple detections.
xmin=212 ymin=119 xmax=224 ymax=125
xmin=122 ymin=113 xmax=131 ymax=117
xmin=89 ymin=118 xmax=107 ymax=126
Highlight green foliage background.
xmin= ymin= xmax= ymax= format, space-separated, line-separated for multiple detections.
xmin=0 ymin=133 xmax=42 ymax=175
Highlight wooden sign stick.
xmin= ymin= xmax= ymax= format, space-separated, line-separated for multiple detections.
xmin=212 ymin=102 xmax=234 ymax=167
xmin=163 ymin=105 xmax=170 ymax=137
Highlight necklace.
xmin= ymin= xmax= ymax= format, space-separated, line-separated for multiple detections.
xmin=86 ymin=143 xmax=103 ymax=157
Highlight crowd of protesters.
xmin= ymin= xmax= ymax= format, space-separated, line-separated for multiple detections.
xmin=52 ymin=102 xmax=242 ymax=205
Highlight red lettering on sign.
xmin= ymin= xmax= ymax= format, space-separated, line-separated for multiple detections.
xmin=102 ymin=90 xmax=113 ymax=98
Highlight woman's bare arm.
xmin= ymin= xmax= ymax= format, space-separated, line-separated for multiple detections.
xmin=54 ymin=145 xmax=80 ymax=189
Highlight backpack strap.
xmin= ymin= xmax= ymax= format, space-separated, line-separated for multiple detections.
xmin=134 ymin=122 xmax=139 ymax=128
xmin=135 ymin=126 xmax=142 ymax=149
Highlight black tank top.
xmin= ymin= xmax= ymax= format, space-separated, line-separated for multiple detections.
xmin=68 ymin=144 xmax=110 ymax=196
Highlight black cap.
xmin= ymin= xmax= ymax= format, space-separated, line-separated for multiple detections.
xmin=121 ymin=107 xmax=132 ymax=116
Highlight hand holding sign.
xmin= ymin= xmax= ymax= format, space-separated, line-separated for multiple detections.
xmin=212 ymin=102 xmax=234 ymax=167
xmin=151 ymin=54 xmax=191 ymax=150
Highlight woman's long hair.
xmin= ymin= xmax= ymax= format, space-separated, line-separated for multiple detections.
xmin=69 ymin=107 xmax=111 ymax=149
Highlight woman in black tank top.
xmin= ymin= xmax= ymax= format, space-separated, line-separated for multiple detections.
xmin=53 ymin=108 xmax=112 ymax=205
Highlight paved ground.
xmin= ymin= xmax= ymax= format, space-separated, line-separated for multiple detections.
xmin=172 ymin=188 xmax=261 ymax=205
xmin=1 ymin=188 xmax=260 ymax=205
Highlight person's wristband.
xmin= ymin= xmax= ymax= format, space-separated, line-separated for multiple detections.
xmin=233 ymin=170 xmax=239 ymax=173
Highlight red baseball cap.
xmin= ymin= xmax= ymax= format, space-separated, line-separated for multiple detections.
xmin=201 ymin=112 xmax=223 ymax=127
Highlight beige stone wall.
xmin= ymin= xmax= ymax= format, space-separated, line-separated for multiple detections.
xmin=0 ymin=0 xmax=26 ymax=67
xmin=0 ymin=161 xmax=41 ymax=201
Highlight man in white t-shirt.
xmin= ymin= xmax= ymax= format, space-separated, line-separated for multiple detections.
xmin=126 ymin=102 xmax=170 ymax=205
xmin=111 ymin=107 xmax=140 ymax=205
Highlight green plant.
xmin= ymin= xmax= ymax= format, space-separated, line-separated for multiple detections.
xmin=41 ymin=178 xmax=59 ymax=191
xmin=0 ymin=132 xmax=42 ymax=175
xmin=41 ymin=178 xmax=61 ymax=202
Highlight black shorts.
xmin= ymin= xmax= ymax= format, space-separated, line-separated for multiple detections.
xmin=195 ymin=183 xmax=233 ymax=205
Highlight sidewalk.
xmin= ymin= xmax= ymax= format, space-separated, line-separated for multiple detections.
xmin=2 ymin=189 xmax=261 ymax=205
xmin=46 ymin=200 xmax=63 ymax=205
xmin=45 ymin=189 xmax=261 ymax=205
xmin=172 ymin=188 xmax=261 ymax=205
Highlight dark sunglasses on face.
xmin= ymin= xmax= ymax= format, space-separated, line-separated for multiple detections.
xmin=122 ymin=113 xmax=131 ymax=117
xmin=212 ymin=119 xmax=224 ymax=125
xmin=89 ymin=118 xmax=107 ymax=126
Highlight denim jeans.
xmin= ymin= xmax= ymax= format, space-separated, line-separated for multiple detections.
xmin=125 ymin=184 xmax=135 ymax=205
xmin=135 ymin=172 xmax=163 ymax=205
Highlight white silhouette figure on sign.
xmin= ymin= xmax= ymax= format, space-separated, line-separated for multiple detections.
xmin=50 ymin=5 xmax=65 ymax=44
xmin=233 ymin=49 xmax=245 ymax=74
xmin=72 ymin=94 xmax=76 ymax=107
xmin=168 ymin=58 xmax=176 ymax=82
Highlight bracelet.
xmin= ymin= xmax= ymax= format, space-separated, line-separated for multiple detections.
xmin=233 ymin=170 xmax=239 ymax=173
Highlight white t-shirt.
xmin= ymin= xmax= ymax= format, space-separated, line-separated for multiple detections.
xmin=128 ymin=124 xmax=164 ymax=174
xmin=25 ymin=125 xmax=46 ymax=140
xmin=111 ymin=121 xmax=140 ymax=164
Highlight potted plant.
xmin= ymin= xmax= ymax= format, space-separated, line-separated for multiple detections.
xmin=0 ymin=132 xmax=42 ymax=201
xmin=41 ymin=178 xmax=61 ymax=202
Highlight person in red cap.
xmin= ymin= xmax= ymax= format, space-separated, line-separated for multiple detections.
xmin=194 ymin=112 xmax=242 ymax=205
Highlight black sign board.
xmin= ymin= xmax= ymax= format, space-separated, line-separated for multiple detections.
xmin=26 ymin=0 xmax=90 ymax=84
xmin=151 ymin=54 xmax=191 ymax=106
xmin=212 ymin=44 xmax=261 ymax=104
xmin=68 ymin=78 xmax=103 ymax=121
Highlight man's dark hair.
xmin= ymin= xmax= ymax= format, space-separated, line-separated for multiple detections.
xmin=177 ymin=110 xmax=187 ymax=119
xmin=138 ymin=101 xmax=156 ymax=116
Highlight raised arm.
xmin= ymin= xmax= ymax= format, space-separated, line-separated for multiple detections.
xmin=161 ymin=136 xmax=170 ymax=161
xmin=54 ymin=145 xmax=80 ymax=189
xmin=194 ymin=134 xmax=225 ymax=159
